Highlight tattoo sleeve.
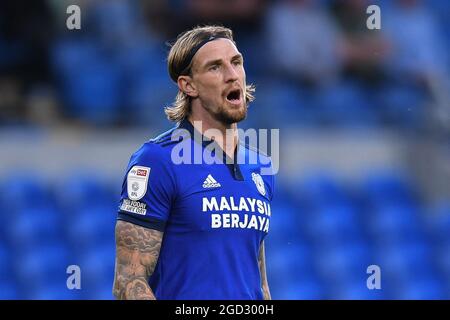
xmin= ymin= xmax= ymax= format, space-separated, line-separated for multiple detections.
xmin=112 ymin=220 xmax=163 ymax=300
xmin=259 ymin=241 xmax=272 ymax=300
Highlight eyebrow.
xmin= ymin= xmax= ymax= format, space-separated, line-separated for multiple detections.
xmin=202 ymin=54 xmax=243 ymax=70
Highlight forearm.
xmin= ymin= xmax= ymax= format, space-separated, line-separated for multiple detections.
xmin=113 ymin=221 xmax=163 ymax=300
xmin=261 ymin=281 xmax=271 ymax=300
xmin=113 ymin=274 xmax=156 ymax=300
xmin=258 ymin=241 xmax=272 ymax=300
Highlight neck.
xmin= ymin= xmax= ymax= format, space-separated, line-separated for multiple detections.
xmin=188 ymin=108 xmax=238 ymax=158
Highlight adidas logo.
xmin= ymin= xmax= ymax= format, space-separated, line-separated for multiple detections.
xmin=202 ymin=174 xmax=221 ymax=188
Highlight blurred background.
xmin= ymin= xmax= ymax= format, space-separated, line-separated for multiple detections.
xmin=0 ymin=0 xmax=449 ymax=299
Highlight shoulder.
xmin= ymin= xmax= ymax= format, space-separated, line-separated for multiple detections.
xmin=128 ymin=126 xmax=182 ymax=167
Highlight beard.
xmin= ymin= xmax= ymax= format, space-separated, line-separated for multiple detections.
xmin=212 ymin=102 xmax=248 ymax=125
xmin=198 ymin=87 xmax=249 ymax=125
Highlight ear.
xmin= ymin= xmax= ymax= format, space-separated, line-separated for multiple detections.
xmin=177 ymin=75 xmax=198 ymax=98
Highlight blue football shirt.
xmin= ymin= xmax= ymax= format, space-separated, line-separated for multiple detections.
xmin=117 ymin=119 xmax=275 ymax=300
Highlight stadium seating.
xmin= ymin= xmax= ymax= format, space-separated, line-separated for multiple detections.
xmin=0 ymin=165 xmax=449 ymax=300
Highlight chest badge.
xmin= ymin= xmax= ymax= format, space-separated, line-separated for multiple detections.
xmin=252 ymin=172 xmax=266 ymax=196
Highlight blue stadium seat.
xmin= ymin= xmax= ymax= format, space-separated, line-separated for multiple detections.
xmin=314 ymin=241 xmax=373 ymax=285
xmin=362 ymin=170 xmax=417 ymax=208
xmin=77 ymin=244 xmax=115 ymax=298
xmin=331 ymin=280 xmax=387 ymax=300
xmin=79 ymin=245 xmax=115 ymax=300
xmin=84 ymin=284 xmax=115 ymax=300
xmin=14 ymin=243 xmax=71 ymax=293
xmin=125 ymin=72 xmax=176 ymax=128
xmin=27 ymin=283 xmax=81 ymax=300
xmin=249 ymin=80 xmax=316 ymax=128
xmin=64 ymin=60 xmax=122 ymax=124
xmin=266 ymin=243 xmax=317 ymax=293
xmin=0 ymin=192 xmax=4 ymax=240
xmin=90 ymin=0 xmax=144 ymax=50
xmin=0 ymin=282 xmax=19 ymax=300
xmin=1 ymin=173 xmax=51 ymax=212
xmin=56 ymin=171 xmax=115 ymax=216
xmin=0 ymin=244 xmax=12 ymax=282
xmin=394 ymin=276 xmax=447 ymax=300
xmin=297 ymin=172 xmax=348 ymax=209
xmin=286 ymin=243 xmax=314 ymax=277
xmin=66 ymin=204 xmax=116 ymax=251
xmin=7 ymin=207 xmax=63 ymax=249
xmin=375 ymin=82 xmax=427 ymax=128
xmin=51 ymin=39 xmax=100 ymax=77
xmin=304 ymin=203 xmax=364 ymax=245
xmin=375 ymin=239 xmax=435 ymax=284
xmin=116 ymin=40 xmax=176 ymax=129
xmin=234 ymin=33 xmax=268 ymax=79
xmin=313 ymin=81 xmax=377 ymax=126
xmin=52 ymin=39 xmax=122 ymax=124
xmin=266 ymin=247 xmax=299 ymax=284
xmin=267 ymin=201 xmax=305 ymax=247
xmin=425 ymin=202 xmax=450 ymax=245
xmin=434 ymin=243 xmax=450 ymax=286
xmin=115 ymin=39 xmax=164 ymax=75
xmin=366 ymin=203 xmax=423 ymax=245
xmin=277 ymin=278 xmax=327 ymax=300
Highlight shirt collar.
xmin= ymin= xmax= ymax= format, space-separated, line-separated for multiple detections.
xmin=177 ymin=119 xmax=244 ymax=180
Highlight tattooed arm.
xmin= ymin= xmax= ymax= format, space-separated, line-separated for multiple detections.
xmin=259 ymin=241 xmax=272 ymax=300
xmin=113 ymin=220 xmax=163 ymax=300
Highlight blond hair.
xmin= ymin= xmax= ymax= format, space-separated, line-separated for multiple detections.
xmin=165 ymin=25 xmax=255 ymax=123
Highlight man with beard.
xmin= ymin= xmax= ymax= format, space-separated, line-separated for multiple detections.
xmin=113 ymin=25 xmax=275 ymax=300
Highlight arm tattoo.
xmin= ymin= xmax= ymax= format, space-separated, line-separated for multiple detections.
xmin=113 ymin=220 xmax=163 ymax=300
xmin=259 ymin=241 xmax=272 ymax=300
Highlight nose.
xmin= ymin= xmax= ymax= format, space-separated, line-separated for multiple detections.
xmin=224 ymin=62 xmax=239 ymax=83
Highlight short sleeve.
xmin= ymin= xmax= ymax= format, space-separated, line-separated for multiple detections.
xmin=117 ymin=143 xmax=177 ymax=231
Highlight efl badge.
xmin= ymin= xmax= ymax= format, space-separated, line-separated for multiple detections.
xmin=127 ymin=166 xmax=150 ymax=201
xmin=252 ymin=172 xmax=266 ymax=197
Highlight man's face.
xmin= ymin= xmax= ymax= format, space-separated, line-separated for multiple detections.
xmin=190 ymin=38 xmax=247 ymax=124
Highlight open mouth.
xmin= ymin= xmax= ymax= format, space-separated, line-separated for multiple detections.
xmin=226 ymin=89 xmax=241 ymax=104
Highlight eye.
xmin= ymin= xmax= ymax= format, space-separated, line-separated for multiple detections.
xmin=233 ymin=59 xmax=242 ymax=66
xmin=209 ymin=64 xmax=220 ymax=71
